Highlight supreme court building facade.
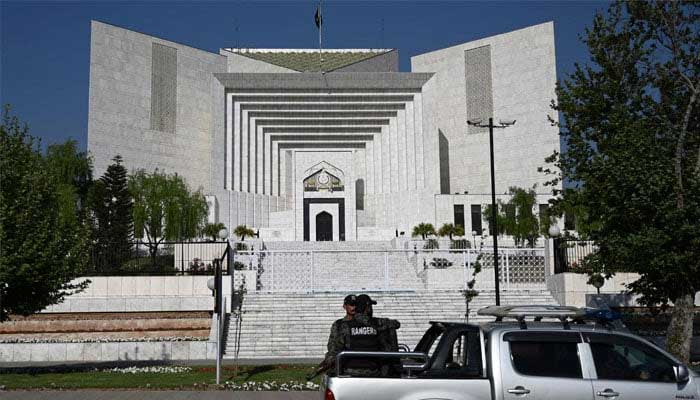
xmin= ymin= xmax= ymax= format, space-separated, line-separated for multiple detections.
xmin=88 ymin=20 xmax=560 ymax=242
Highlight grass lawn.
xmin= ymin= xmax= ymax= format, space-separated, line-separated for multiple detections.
xmin=0 ymin=364 xmax=320 ymax=390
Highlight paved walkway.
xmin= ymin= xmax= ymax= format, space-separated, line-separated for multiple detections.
xmin=1 ymin=391 xmax=319 ymax=400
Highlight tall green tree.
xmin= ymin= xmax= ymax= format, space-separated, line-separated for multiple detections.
xmin=44 ymin=140 xmax=93 ymax=228
xmin=90 ymin=155 xmax=133 ymax=272
xmin=511 ymin=188 xmax=540 ymax=247
xmin=543 ymin=2 xmax=700 ymax=362
xmin=129 ymin=169 xmax=208 ymax=265
xmin=484 ymin=187 xmax=541 ymax=247
xmin=0 ymin=107 xmax=90 ymax=321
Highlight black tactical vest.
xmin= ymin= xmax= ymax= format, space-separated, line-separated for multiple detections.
xmin=342 ymin=318 xmax=382 ymax=372
xmin=345 ymin=318 xmax=382 ymax=351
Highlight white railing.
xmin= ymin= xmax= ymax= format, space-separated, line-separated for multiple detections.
xmin=231 ymin=247 xmax=546 ymax=293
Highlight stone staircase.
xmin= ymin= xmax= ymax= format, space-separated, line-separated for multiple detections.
xmin=223 ymin=289 xmax=558 ymax=359
xmin=221 ymin=240 xmax=557 ymax=359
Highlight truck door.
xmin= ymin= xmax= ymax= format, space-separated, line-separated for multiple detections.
xmin=500 ymin=331 xmax=594 ymax=400
xmin=583 ymin=332 xmax=698 ymax=400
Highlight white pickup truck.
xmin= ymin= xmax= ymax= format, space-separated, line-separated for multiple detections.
xmin=322 ymin=305 xmax=700 ymax=400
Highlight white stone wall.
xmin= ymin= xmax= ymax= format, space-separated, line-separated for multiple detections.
xmin=356 ymin=227 xmax=396 ymax=241
xmin=224 ymin=191 xmax=286 ymax=230
xmin=0 ymin=341 xmax=216 ymax=362
xmin=412 ymin=22 xmax=560 ymax=196
xmin=258 ymin=227 xmax=295 ymax=241
xmin=88 ymin=21 xmax=227 ymax=191
xmin=269 ymin=210 xmax=294 ymax=227
xmin=546 ymin=272 xmax=700 ymax=308
xmin=40 ymin=275 xmax=253 ymax=313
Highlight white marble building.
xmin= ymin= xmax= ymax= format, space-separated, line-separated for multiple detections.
xmin=88 ymin=20 xmax=560 ymax=242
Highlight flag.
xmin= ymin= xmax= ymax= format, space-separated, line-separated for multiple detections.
xmin=314 ymin=5 xmax=322 ymax=29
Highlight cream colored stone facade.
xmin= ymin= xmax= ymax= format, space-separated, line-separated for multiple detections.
xmin=88 ymin=21 xmax=560 ymax=242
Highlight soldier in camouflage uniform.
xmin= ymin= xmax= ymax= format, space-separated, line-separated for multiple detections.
xmin=354 ymin=294 xmax=400 ymax=352
xmin=326 ymin=294 xmax=357 ymax=354
xmin=321 ymin=294 xmax=401 ymax=377
xmin=353 ymin=294 xmax=401 ymax=351
xmin=312 ymin=295 xmax=357 ymax=377
xmin=352 ymin=294 xmax=401 ymax=376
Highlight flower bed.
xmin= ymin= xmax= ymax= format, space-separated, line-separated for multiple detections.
xmin=0 ymin=336 xmax=207 ymax=344
xmin=0 ymin=363 xmax=322 ymax=390
xmin=104 ymin=366 xmax=193 ymax=374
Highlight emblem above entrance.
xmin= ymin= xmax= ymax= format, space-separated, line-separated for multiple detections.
xmin=304 ymin=169 xmax=343 ymax=192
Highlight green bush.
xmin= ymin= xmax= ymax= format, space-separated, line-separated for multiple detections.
xmin=450 ymin=239 xmax=469 ymax=251
xmin=120 ymin=255 xmax=176 ymax=274
xmin=423 ymin=238 xmax=439 ymax=250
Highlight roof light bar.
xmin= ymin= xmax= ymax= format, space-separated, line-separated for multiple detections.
xmin=477 ymin=305 xmax=587 ymax=320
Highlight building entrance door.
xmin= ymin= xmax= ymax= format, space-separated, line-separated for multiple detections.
xmin=315 ymin=212 xmax=333 ymax=241
xmin=304 ymin=198 xmax=345 ymax=241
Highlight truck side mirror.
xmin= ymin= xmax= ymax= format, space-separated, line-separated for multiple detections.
xmin=674 ymin=365 xmax=690 ymax=383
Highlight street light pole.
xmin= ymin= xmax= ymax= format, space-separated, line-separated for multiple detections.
xmin=487 ymin=118 xmax=501 ymax=306
xmin=467 ymin=117 xmax=516 ymax=306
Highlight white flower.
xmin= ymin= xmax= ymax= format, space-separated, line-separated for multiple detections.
xmin=104 ymin=365 xmax=192 ymax=374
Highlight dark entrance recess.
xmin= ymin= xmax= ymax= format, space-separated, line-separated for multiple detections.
xmin=304 ymin=198 xmax=345 ymax=241
xmin=315 ymin=211 xmax=333 ymax=241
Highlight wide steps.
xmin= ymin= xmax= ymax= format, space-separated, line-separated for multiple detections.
xmin=223 ymin=290 xmax=558 ymax=358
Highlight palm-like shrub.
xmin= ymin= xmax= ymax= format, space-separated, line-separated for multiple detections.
xmin=411 ymin=223 xmax=436 ymax=240
xmin=203 ymin=222 xmax=226 ymax=241
xmin=233 ymin=225 xmax=255 ymax=241
xmin=438 ymin=223 xmax=465 ymax=240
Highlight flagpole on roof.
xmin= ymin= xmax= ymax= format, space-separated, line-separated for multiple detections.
xmin=317 ymin=0 xmax=323 ymax=73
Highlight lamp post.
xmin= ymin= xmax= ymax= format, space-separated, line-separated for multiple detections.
xmin=466 ymin=117 xmax=516 ymax=306
xmin=548 ymin=224 xmax=560 ymax=238
xmin=548 ymin=224 xmax=561 ymax=274
xmin=206 ymin=276 xmax=221 ymax=384
xmin=0 ymin=282 xmax=7 ymax=322
xmin=207 ymin=227 xmax=228 ymax=385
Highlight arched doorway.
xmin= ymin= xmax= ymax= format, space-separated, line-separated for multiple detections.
xmin=315 ymin=211 xmax=333 ymax=241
